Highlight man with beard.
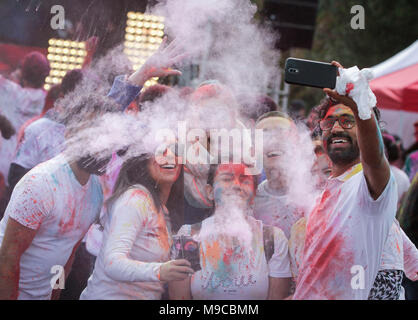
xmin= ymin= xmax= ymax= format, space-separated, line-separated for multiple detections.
xmin=292 ymin=61 xmax=397 ymax=300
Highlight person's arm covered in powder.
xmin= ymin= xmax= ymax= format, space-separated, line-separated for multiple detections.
xmin=107 ymin=37 xmax=184 ymax=111
xmin=324 ymin=61 xmax=391 ymax=200
xmin=0 ymin=173 xmax=53 ymax=299
xmin=401 ymin=228 xmax=418 ymax=281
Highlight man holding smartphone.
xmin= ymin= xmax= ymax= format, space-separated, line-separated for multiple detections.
xmin=293 ymin=61 xmax=397 ymax=299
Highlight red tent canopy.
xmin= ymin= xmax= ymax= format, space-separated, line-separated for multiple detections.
xmin=370 ymin=63 xmax=418 ymax=113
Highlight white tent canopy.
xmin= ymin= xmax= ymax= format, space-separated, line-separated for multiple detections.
xmin=371 ymin=40 xmax=418 ymax=79
xmin=370 ymin=40 xmax=418 ymax=148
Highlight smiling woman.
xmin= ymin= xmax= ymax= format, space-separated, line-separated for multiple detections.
xmin=79 ymin=151 xmax=193 ymax=300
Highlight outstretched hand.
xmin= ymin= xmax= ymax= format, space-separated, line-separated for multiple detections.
xmin=323 ymin=61 xmax=358 ymax=112
xmin=128 ymin=36 xmax=187 ymax=87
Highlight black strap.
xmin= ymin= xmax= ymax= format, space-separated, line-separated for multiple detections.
xmin=263 ymin=225 xmax=275 ymax=263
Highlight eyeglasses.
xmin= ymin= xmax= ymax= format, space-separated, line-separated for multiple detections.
xmin=320 ymin=115 xmax=356 ymax=131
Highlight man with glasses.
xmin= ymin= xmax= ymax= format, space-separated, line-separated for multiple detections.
xmin=292 ymin=62 xmax=397 ymax=300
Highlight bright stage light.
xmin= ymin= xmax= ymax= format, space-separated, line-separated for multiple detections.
xmin=124 ymin=11 xmax=165 ymax=87
xmin=45 ymin=38 xmax=86 ymax=90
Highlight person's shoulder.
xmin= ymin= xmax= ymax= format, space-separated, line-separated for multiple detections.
xmin=15 ymin=161 xmax=56 ymax=192
xmin=32 ymin=154 xmax=69 ymax=179
xmin=391 ymin=166 xmax=410 ymax=182
xmin=120 ymin=185 xmax=155 ymax=209
xmin=23 ymin=117 xmax=48 ymax=134
xmin=125 ymin=184 xmax=153 ymax=199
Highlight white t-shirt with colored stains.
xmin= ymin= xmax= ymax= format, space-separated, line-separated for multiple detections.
xmin=254 ymin=180 xmax=304 ymax=239
xmin=0 ymin=153 xmax=103 ymax=299
xmin=0 ymin=76 xmax=46 ymax=182
xmin=80 ymin=185 xmax=172 ymax=300
xmin=293 ymin=164 xmax=397 ymax=300
xmin=290 ymin=217 xmax=418 ymax=300
xmin=177 ymin=216 xmax=292 ymax=300
xmin=13 ymin=117 xmax=65 ymax=169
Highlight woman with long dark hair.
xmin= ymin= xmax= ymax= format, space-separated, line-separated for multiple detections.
xmin=80 ymin=149 xmax=193 ymax=300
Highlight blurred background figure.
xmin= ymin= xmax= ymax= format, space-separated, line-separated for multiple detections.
xmin=383 ymin=133 xmax=410 ymax=204
xmin=0 ymin=69 xmax=83 ymax=220
xmin=311 ymin=132 xmax=332 ymax=189
xmin=392 ymin=134 xmax=406 ymax=169
xmin=404 ymin=122 xmax=418 ymax=182
xmin=405 ymin=121 xmax=418 ymax=157
xmin=288 ymin=99 xmax=306 ymax=122
xmin=0 ymin=52 xmax=50 ymax=184
xmin=0 ymin=114 xmax=15 ymax=210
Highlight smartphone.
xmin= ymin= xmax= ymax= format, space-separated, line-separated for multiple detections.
xmin=172 ymin=235 xmax=201 ymax=272
xmin=284 ymin=58 xmax=337 ymax=89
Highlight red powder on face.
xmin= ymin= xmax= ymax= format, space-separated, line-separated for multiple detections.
xmin=216 ymin=163 xmax=248 ymax=176
xmin=216 ymin=164 xmax=254 ymax=186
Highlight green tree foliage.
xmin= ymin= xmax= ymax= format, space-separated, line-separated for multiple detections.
xmin=287 ymin=0 xmax=418 ymax=111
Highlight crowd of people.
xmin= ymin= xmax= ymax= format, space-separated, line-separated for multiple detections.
xmin=0 ymin=37 xmax=417 ymax=300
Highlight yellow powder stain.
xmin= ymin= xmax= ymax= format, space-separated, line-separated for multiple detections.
xmin=200 ymin=246 xmax=206 ymax=269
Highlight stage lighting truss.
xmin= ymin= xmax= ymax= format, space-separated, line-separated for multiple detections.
xmin=45 ymin=39 xmax=86 ymax=90
xmin=124 ymin=12 xmax=165 ymax=87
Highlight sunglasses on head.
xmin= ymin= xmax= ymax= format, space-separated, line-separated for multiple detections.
xmin=320 ymin=115 xmax=355 ymax=131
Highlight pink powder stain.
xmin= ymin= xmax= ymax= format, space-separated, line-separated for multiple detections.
xmin=298 ymin=188 xmax=354 ymax=298
xmin=59 ymin=207 xmax=77 ymax=233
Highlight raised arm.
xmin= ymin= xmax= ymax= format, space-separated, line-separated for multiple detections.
xmin=324 ymin=61 xmax=390 ymax=199
xmin=108 ymin=37 xmax=185 ymax=111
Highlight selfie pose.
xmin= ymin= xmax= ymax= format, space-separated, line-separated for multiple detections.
xmin=292 ymin=62 xmax=398 ymax=300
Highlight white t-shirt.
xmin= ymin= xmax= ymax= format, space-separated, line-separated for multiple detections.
xmin=0 ymin=153 xmax=103 ymax=299
xmin=254 ymin=180 xmax=304 ymax=238
xmin=293 ymin=163 xmax=397 ymax=300
xmin=380 ymin=220 xmax=404 ymax=271
xmin=390 ymin=165 xmax=410 ymax=200
xmin=80 ymin=185 xmax=172 ymax=300
xmin=177 ymin=216 xmax=292 ymax=300
xmin=13 ymin=117 xmax=65 ymax=169
xmin=0 ymin=76 xmax=46 ymax=182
